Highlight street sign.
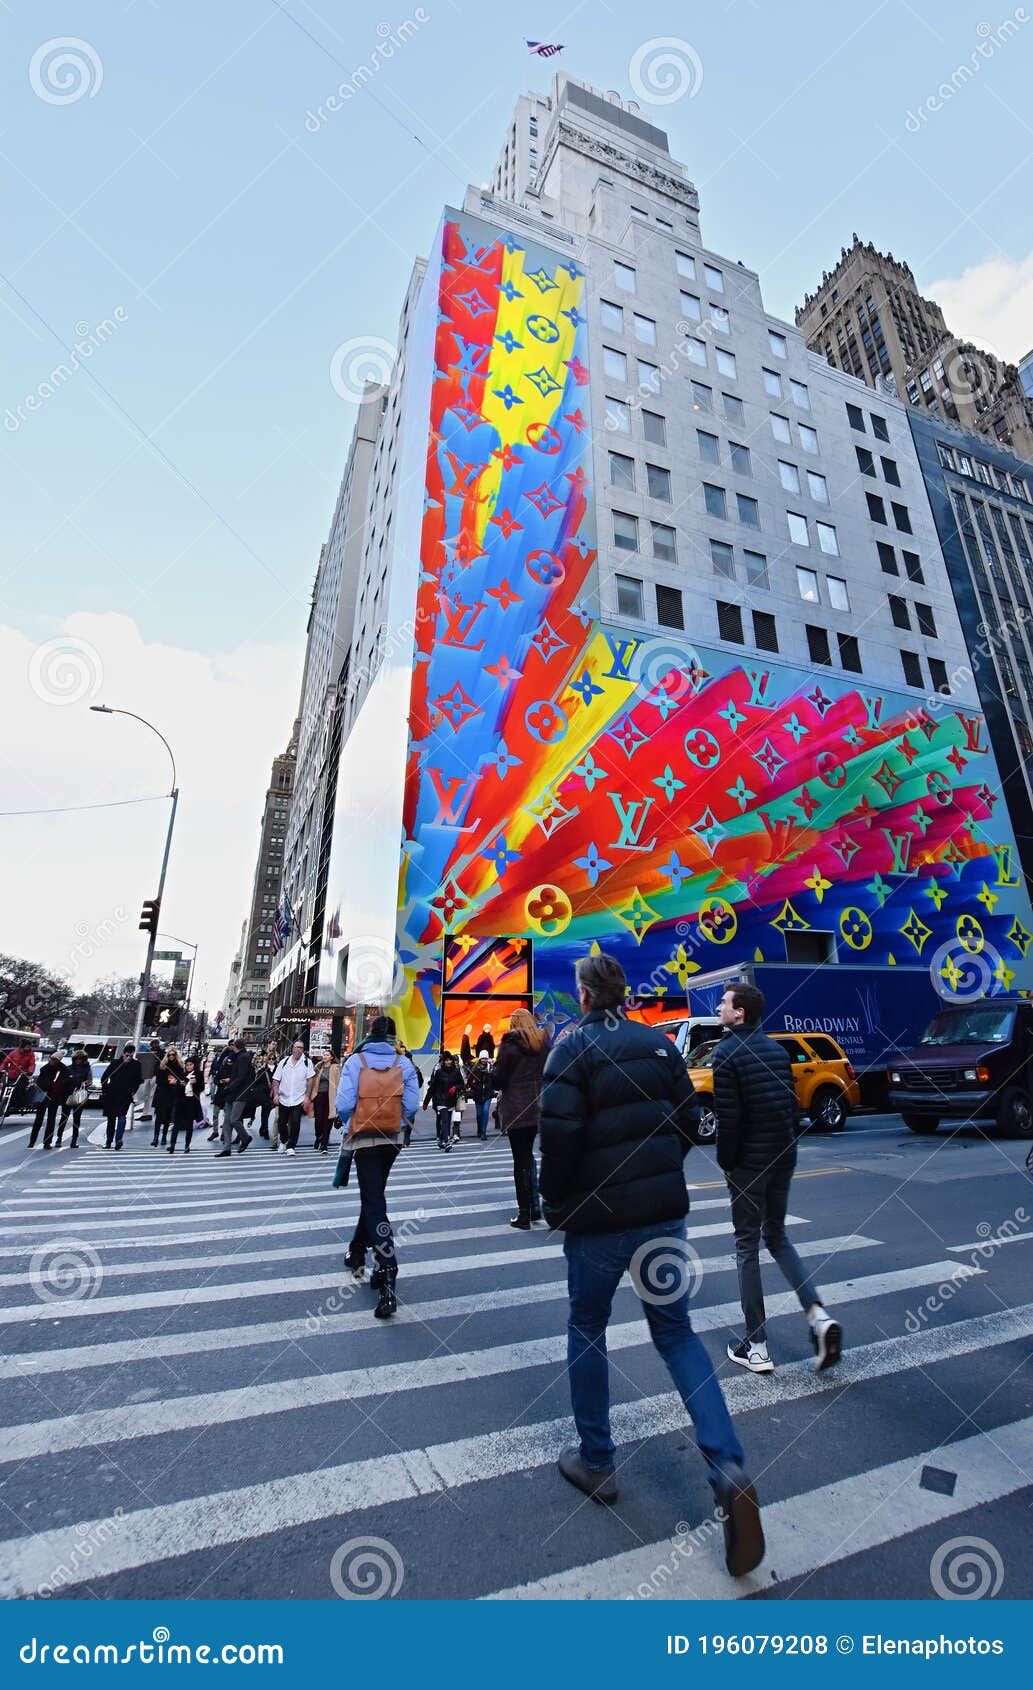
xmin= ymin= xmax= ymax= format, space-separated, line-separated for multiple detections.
xmin=153 ymin=951 xmax=181 ymax=962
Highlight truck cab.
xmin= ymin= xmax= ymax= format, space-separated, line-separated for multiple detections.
xmin=888 ymin=999 xmax=1033 ymax=1138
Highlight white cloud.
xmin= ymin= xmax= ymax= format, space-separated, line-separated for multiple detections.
xmin=0 ymin=612 xmax=300 ymax=1022
xmin=927 ymin=249 xmax=1033 ymax=365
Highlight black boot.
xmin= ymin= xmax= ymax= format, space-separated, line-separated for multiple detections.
xmin=369 ymin=1264 xmax=387 ymax=1291
xmin=373 ymin=1273 xmax=397 ymax=1319
xmin=509 ymin=1214 xmax=532 ymax=1230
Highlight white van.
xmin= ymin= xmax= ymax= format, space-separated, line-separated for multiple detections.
xmin=653 ymin=1015 xmax=723 ymax=1061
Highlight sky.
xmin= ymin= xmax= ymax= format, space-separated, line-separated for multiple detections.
xmin=2 ymin=0 xmax=1032 ymax=1014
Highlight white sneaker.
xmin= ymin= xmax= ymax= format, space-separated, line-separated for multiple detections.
xmin=286 ymin=1147 xmax=295 ymax=1157
xmin=727 ymin=1338 xmax=774 ymax=1374
xmin=277 ymin=1143 xmax=286 ymax=1155
xmin=810 ymin=1316 xmax=843 ymax=1373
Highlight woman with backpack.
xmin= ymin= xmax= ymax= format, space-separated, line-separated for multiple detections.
xmin=334 ymin=1014 xmax=420 ymax=1319
xmin=169 ymin=1055 xmax=204 ymax=1154
xmin=423 ymin=1050 xmax=465 ymax=1149
xmin=493 ymin=1008 xmax=549 ymax=1229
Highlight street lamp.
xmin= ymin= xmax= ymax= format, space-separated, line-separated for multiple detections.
xmin=90 ymin=705 xmax=179 ymax=1050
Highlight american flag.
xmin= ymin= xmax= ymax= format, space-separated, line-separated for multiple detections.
xmin=525 ymin=39 xmax=564 ymax=57
xmin=271 ymin=896 xmax=294 ymax=957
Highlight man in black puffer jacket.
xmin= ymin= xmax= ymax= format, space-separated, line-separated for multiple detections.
xmin=539 ymin=953 xmax=764 ymax=1580
xmin=713 ymin=982 xmax=842 ymax=1377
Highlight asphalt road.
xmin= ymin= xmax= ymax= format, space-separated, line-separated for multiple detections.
xmin=0 ymin=1105 xmax=1030 ymax=1602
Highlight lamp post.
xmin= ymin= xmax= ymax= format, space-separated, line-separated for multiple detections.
xmin=90 ymin=706 xmax=178 ymax=1050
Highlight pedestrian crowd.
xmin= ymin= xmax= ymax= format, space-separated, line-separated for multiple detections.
xmin=1 ymin=956 xmax=848 ymax=1579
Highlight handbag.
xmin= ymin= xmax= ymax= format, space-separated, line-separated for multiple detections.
xmin=70 ymin=1086 xmax=88 ymax=1108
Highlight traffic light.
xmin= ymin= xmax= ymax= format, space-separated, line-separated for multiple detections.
xmin=143 ymin=1001 xmax=183 ymax=1030
xmin=139 ymin=898 xmax=161 ymax=937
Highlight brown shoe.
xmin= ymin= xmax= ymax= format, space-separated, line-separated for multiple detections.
xmin=557 ymin=1446 xmax=618 ymax=1505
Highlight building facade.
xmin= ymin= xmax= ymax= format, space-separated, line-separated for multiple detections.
xmin=796 ymin=235 xmax=1033 ymax=464
xmin=307 ymin=76 xmax=1033 ymax=1054
xmin=226 ymin=733 xmax=296 ymax=1034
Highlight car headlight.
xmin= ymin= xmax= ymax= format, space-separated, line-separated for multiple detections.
xmin=963 ymin=1068 xmax=977 ymax=1081
xmin=890 ymin=1071 xmax=901 ymax=1084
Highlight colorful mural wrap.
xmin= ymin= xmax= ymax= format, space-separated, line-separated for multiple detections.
xmin=390 ymin=210 xmax=1033 ymax=1051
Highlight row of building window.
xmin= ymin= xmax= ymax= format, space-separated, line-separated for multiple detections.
xmin=937 ymin=440 xmax=1030 ymax=502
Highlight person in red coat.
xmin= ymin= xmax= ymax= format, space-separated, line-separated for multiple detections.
xmin=0 ymin=1042 xmax=37 ymax=1120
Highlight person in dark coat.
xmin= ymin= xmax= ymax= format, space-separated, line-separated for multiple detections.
xmin=466 ymin=1053 xmax=496 ymax=1140
xmin=493 ymin=1009 xmax=547 ymax=1226
xmin=28 ymin=1051 xmax=72 ymax=1148
xmin=57 ymin=1051 xmax=92 ymax=1148
xmin=475 ymin=1024 xmax=496 ymax=1058
xmin=169 ymin=1055 xmax=203 ymax=1153
xmin=215 ymin=1039 xmax=254 ymax=1157
xmin=101 ymin=1045 xmax=142 ymax=1149
xmin=423 ymin=1052 xmax=465 ymax=1149
xmin=538 ymin=952 xmax=763 ymax=1579
xmin=153 ymin=1049 xmax=185 ymax=1147
xmin=713 ymin=982 xmax=842 ymax=1376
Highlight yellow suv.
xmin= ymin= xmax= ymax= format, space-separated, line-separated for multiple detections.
xmin=687 ymin=1031 xmax=861 ymax=1143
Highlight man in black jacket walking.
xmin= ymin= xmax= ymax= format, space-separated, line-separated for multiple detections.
xmin=713 ymin=983 xmax=842 ymax=1375
xmin=539 ymin=953 xmax=764 ymax=1579
xmin=215 ymin=1040 xmax=254 ymax=1157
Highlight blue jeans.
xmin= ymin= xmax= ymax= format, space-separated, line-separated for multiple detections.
xmin=563 ymin=1220 xmax=744 ymax=1475
xmin=475 ymin=1099 xmax=492 ymax=1137
xmin=105 ymin=1111 xmax=128 ymax=1147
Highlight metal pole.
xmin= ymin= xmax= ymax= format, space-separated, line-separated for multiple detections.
xmin=132 ymin=787 xmax=179 ymax=1050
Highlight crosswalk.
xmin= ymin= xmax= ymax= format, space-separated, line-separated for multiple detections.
xmin=0 ymin=1125 xmax=1029 ymax=1600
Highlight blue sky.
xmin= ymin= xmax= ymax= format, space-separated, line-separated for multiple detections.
xmin=2 ymin=0 xmax=1032 ymax=1003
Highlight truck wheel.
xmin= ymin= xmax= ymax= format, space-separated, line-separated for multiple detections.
xmin=902 ymin=1113 xmax=939 ymax=1134
xmin=810 ymin=1086 xmax=847 ymax=1132
xmin=995 ymin=1087 xmax=1033 ymax=1139
xmin=694 ymin=1106 xmax=718 ymax=1146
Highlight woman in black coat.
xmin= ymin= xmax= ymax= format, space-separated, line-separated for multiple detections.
xmin=492 ymin=1009 xmax=548 ymax=1229
xmin=153 ymin=1049 xmax=185 ymax=1147
xmin=169 ymin=1056 xmax=203 ymax=1154
xmin=57 ymin=1051 xmax=93 ymax=1148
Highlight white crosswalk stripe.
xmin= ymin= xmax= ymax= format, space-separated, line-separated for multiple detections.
xmin=0 ymin=1139 xmax=1027 ymax=1600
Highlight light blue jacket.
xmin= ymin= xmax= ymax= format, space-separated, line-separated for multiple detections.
xmin=335 ymin=1040 xmax=420 ymax=1128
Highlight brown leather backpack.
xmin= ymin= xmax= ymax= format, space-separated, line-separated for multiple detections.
xmin=348 ymin=1054 xmax=404 ymax=1139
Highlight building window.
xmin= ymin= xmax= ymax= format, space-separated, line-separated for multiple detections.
xmin=838 ymin=632 xmax=862 ymax=672
xmin=680 ymin=291 xmax=702 ymax=321
xmin=612 ymin=510 xmax=638 ymax=551
xmin=603 ymin=346 xmax=628 ymax=381
xmin=729 ymin=441 xmax=751 ymax=475
xmin=646 ymin=462 xmax=671 ymax=502
xmin=609 ymin=451 xmax=636 ymax=491
xmin=787 ymin=511 xmax=809 ymax=546
xmin=717 ymin=600 xmax=744 ymax=643
xmin=797 ymin=565 xmax=820 ymax=602
xmin=827 ymin=575 xmax=850 ymax=612
xmin=691 ymin=381 xmax=713 ymax=412
xmin=881 ymin=456 xmax=901 ymax=486
xmin=601 ymin=299 xmax=623 ymax=331
xmin=778 ymin=460 xmax=800 ymax=494
xmin=806 ymin=625 xmax=832 ymax=665
xmin=846 ymin=403 xmax=865 ymax=432
xmin=737 ymin=493 xmax=760 ymax=528
xmin=866 ymin=491 xmax=887 ymax=524
xmin=901 ymin=649 xmax=923 ymax=687
xmin=929 ymin=657 xmax=950 ymax=694
xmin=856 ymin=445 xmax=876 ymax=476
xmin=790 ymin=379 xmax=810 ymax=409
xmin=762 ymin=368 xmax=782 ymax=398
xmin=687 ymin=337 xmax=707 ymax=366
xmin=816 ymin=521 xmax=839 ymax=556
xmin=770 ymin=413 xmax=791 ymax=444
xmin=638 ymin=359 xmax=660 ymax=393
xmin=630 ymin=204 xmax=649 ymax=221
xmin=704 ymin=483 xmax=727 ymax=519
xmin=892 ymin=502 xmax=913 ymax=534
xmin=614 ymin=260 xmax=636 ymax=292
xmin=675 ymin=251 xmax=696 ymax=279
xmin=656 ymin=584 xmax=684 ymax=629
xmin=615 ymin=574 xmax=644 ymax=617
xmin=799 ymin=423 xmax=819 ymax=453
xmin=722 ymin=392 xmax=744 ymax=422
xmin=753 ymin=610 xmax=778 ymax=651
xmin=743 ymin=549 xmax=769 ymax=589
xmin=633 ymin=312 xmax=657 ymax=345
xmin=606 ymin=396 xmax=631 ymax=434
xmin=704 ymin=263 xmax=724 ymax=292
xmin=710 ymin=539 xmax=735 ymax=578
xmin=889 ymin=594 xmax=911 ymax=629
xmin=916 ymin=602 xmax=937 ymax=638
xmin=710 ymin=306 xmax=730 ymax=333
xmin=871 ymin=414 xmax=890 ymax=441
xmin=652 ymin=521 xmax=677 ymax=562
xmin=642 ymin=409 xmax=666 ymax=445
xmin=715 ymin=347 xmax=737 ymax=378
xmin=697 ymin=429 xmax=720 ymax=464
xmin=902 ymin=549 xmax=925 ymax=583
xmin=807 ymin=470 xmax=829 ymax=503
xmin=768 ymin=329 xmax=788 ymax=358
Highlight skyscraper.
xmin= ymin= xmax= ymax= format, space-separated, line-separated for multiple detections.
xmin=292 ymin=75 xmax=1033 ymax=1053
xmin=225 ymin=731 xmax=296 ymax=1035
